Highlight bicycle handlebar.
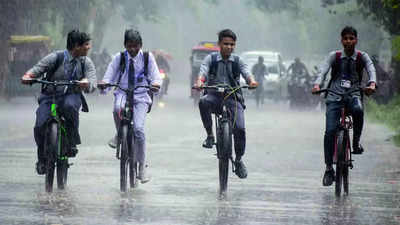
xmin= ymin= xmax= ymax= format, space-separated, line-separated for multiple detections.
xmin=97 ymin=83 xmax=151 ymax=93
xmin=313 ymin=88 xmax=362 ymax=96
xmin=192 ymin=84 xmax=250 ymax=91
xmin=27 ymin=78 xmax=81 ymax=86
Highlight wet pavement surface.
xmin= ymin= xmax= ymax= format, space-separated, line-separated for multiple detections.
xmin=1 ymin=84 xmax=400 ymax=225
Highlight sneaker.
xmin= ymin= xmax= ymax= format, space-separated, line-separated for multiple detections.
xmin=234 ymin=159 xmax=248 ymax=179
xmin=202 ymin=136 xmax=215 ymax=149
xmin=137 ymin=163 xmax=150 ymax=184
xmin=66 ymin=146 xmax=78 ymax=157
xmin=108 ymin=135 xmax=117 ymax=149
xmin=322 ymin=169 xmax=335 ymax=186
xmin=35 ymin=161 xmax=46 ymax=175
xmin=352 ymin=144 xmax=364 ymax=154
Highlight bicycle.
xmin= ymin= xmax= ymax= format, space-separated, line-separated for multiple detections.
xmin=98 ymin=83 xmax=151 ymax=192
xmin=314 ymin=88 xmax=365 ymax=196
xmin=29 ymin=79 xmax=82 ymax=192
xmin=194 ymin=84 xmax=250 ymax=198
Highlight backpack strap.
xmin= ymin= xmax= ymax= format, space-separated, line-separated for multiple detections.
xmin=232 ymin=55 xmax=240 ymax=80
xmin=143 ymin=51 xmax=149 ymax=77
xmin=355 ymin=51 xmax=364 ymax=83
xmin=117 ymin=51 xmax=126 ymax=85
xmin=42 ymin=51 xmax=64 ymax=93
xmin=209 ymin=53 xmax=218 ymax=80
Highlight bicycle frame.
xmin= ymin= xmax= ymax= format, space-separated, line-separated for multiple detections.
xmin=333 ymin=107 xmax=353 ymax=168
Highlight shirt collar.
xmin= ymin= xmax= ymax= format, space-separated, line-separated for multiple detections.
xmin=127 ymin=49 xmax=143 ymax=62
xmin=216 ymin=52 xmax=235 ymax=62
xmin=65 ymin=50 xmax=77 ymax=62
xmin=340 ymin=49 xmax=358 ymax=60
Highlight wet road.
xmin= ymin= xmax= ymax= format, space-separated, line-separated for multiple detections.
xmin=1 ymin=84 xmax=400 ymax=225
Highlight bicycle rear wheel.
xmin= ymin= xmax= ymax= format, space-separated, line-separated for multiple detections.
xmin=45 ymin=122 xmax=58 ymax=193
xmin=335 ymin=130 xmax=345 ymax=196
xmin=120 ymin=125 xmax=129 ymax=192
xmin=217 ymin=120 xmax=232 ymax=197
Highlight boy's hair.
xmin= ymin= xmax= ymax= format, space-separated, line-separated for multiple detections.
xmin=218 ymin=29 xmax=237 ymax=42
xmin=341 ymin=26 xmax=357 ymax=38
xmin=124 ymin=29 xmax=142 ymax=46
xmin=66 ymin=30 xmax=91 ymax=50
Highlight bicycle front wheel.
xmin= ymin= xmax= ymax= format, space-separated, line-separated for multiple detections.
xmin=335 ymin=130 xmax=345 ymax=196
xmin=129 ymin=136 xmax=137 ymax=188
xmin=120 ymin=125 xmax=129 ymax=192
xmin=45 ymin=122 xmax=58 ymax=193
xmin=343 ymin=131 xmax=350 ymax=195
xmin=217 ymin=120 xmax=232 ymax=197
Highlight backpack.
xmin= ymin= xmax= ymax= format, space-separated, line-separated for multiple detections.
xmin=327 ymin=51 xmax=364 ymax=89
xmin=117 ymin=51 xmax=153 ymax=113
xmin=209 ymin=53 xmax=245 ymax=108
xmin=43 ymin=51 xmax=89 ymax=112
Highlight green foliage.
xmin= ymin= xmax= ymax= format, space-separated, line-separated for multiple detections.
xmin=393 ymin=35 xmax=400 ymax=61
xmin=366 ymin=95 xmax=400 ymax=145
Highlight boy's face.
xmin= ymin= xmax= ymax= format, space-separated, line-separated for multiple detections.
xmin=218 ymin=37 xmax=235 ymax=58
xmin=78 ymin=41 xmax=91 ymax=56
xmin=125 ymin=41 xmax=141 ymax=58
xmin=341 ymin=34 xmax=357 ymax=53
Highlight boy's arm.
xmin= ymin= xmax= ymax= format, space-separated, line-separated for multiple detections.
xmin=99 ymin=53 xmax=120 ymax=93
xmin=314 ymin=52 xmax=335 ymax=87
xmin=361 ymin=52 xmax=377 ymax=85
xmin=148 ymin=52 xmax=162 ymax=88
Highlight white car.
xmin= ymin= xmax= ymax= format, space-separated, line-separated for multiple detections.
xmin=240 ymin=51 xmax=287 ymax=101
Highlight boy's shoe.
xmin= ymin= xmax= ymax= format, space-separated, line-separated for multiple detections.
xmin=322 ymin=169 xmax=335 ymax=186
xmin=35 ymin=161 xmax=46 ymax=175
xmin=202 ymin=136 xmax=215 ymax=149
xmin=352 ymin=144 xmax=364 ymax=154
xmin=234 ymin=159 xmax=248 ymax=179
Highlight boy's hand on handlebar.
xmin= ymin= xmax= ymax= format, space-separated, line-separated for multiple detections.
xmin=151 ymin=84 xmax=160 ymax=92
xmin=311 ymin=84 xmax=320 ymax=94
xmin=78 ymin=78 xmax=89 ymax=89
xmin=21 ymin=73 xmax=35 ymax=85
xmin=193 ymin=76 xmax=205 ymax=89
xmin=97 ymin=81 xmax=108 ymax=90
xmin=247 ymin=76 xmax=258 ymax=89
xmin=364 ymin=82 xmax=376 ymax=96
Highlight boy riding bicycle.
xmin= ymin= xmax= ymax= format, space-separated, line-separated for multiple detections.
xmin=312 ymin=26 xmax=376 ymax=186
xmin=194 ymin=29 xmax=258 ymax=179
xmin=98 ymin=29 xmax=162 ymax=183
xmin=21 ymin=30 xmax=97 ymax=175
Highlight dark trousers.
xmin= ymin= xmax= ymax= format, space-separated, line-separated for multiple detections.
xmin=199 ymin=93 xmax=246 ymax=158
xmin=324 ymin=97 xmax=363 ymax=166
xmin=34 ymin=93 xmax=82 ymax=160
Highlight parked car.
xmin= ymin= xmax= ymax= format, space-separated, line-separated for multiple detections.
xmin=240 ymin=51 xmax=287 ymax=101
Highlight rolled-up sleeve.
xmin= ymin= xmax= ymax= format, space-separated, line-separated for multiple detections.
xmin=199 ymin=54 xmax=211 ymax=78
xmin=314 ymin=51 xmax=335 ymax=86
xmin=82 ymin=57 xmax=97 ymax=92
xmin=239 ymin=57 xmax=250 ymax=80
xmin=100 ymin=53 xmax=120 ymax=94
xmin=27 ymin=52 xmax=58 ymax=78
xmin=148 ymin=52 xmax=162 ymax=86
xmin=361 ymin=52 xmax=377 ymax=84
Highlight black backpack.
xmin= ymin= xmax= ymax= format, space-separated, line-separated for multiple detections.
xmin=117 ymin=51 xmax=153 ymax=113
xmin=209 ymin=53 xmax=245 ymax=108
xmin=43 ymin=51 xmax=89 ymax=112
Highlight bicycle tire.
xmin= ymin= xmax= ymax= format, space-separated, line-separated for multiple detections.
xmin=120 ymin=125 xmax=129 ymax=192
xmin=129 ymin=134 xmax=137 ymax=188
xmin=45 ymin=122 xmax=58 ymax=193
xmin=218 ymin=120 xmax=232 ymax=197
xmin=57 ymin=158 xmax=68 ymax=190
xmin=343 ymin=131 xmax=350 ymax=195
xmin=335 ymin=130 xmax=345 ymax=196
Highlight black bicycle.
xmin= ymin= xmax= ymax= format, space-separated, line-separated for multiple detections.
xmin=314 ymin=88 xmax=367 ymax=196
xmin=98 ymin=83 xmax=151 ymax=192
xmin=194 ymin=84 xmax=250 ymax=198
xmin=29 ymin=79 xmax=82 ymax=192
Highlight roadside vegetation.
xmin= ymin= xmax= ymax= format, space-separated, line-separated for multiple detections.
xmin=366 ymin=95 xmax=400 ymax=146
